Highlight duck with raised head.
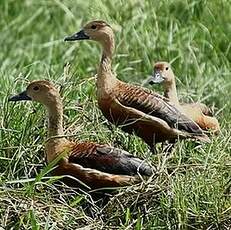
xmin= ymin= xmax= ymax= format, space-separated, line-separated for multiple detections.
xmin=8 ymin=80 xmax=153 ymax=189
xmin=64 ymin=20 xmax=209 ymax=151
xmin=148 ymin=62 xmax=220 ymax=134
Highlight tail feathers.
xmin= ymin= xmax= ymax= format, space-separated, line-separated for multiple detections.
xmin=135 ymin=161 xmax=154 ymax=176
xmin=124 ymin=157 xmax=154 ymax=177
xmin=178 ymin=129 xmax=211 ymax=143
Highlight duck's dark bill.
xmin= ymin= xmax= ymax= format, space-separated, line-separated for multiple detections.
xmin=8 ymin=91 xmax=31 ymax=101
xmin=64 ymin=30 xmax=89 ymax=41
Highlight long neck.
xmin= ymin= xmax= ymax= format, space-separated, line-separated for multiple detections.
xmin=97 ymin=33 xmax=117 ymax=90
xmin=45 ymin=95 xmax=71 ymax=163
xmin=164 ymin=78 xmax=180 ymax=105
xmin=46 ymin=97 xmax=64 ymax=138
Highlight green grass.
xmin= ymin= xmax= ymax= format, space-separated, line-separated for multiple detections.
xmin=0 ymin=0 xmax=230 ymax=229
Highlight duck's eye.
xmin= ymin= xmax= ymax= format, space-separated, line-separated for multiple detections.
xmin=91 ymin=25 xmax=97 ymax=29
xmin=165 ymin=67 xmax=169 ymax=70
xmin=33 ymin=86 xmax=39 ymax=91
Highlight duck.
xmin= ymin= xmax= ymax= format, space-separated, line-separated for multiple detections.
xmin=8 ymin=80 xmax=154 ymax=189
xmin=64 ymin=20 xmax=209 ymax=151
xmin=148 ymin=61 xmax=220 ymax=134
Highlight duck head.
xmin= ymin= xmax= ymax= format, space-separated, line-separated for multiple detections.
xmin=64 ymin=20 xmax=114 ymax=48
xmin=9 ymin=80 xmax=60 ymax=107
xmin=148 ymin=62 xmax=174 ymax=86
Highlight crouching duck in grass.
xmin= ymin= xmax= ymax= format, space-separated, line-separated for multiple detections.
xmin=148 ymin=62 xmax=220 ymax=134
xmin=64 ymin=20 xmax=210 ymax=152
xmin=9 ymin=80 xmax=153 ymax=189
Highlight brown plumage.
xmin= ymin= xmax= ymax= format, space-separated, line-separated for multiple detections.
xmin=8 ymin=80 xmax=153 ymax=189
xmin=64 ymin=20 xmax=209 ymax=150
xmin=148 ymin=61 xmax=220 ymax=134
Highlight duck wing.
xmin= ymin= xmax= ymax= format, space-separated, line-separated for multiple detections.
xmin=116 ymin=82 xmax=208 ymax=138
xmin=68 ymin=142 xmax=153 ymax=176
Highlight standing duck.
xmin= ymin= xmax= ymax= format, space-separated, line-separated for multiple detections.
xmin=148 ymin=62 xmax=220 ymax=134
xmin=8 ymin=80 xmax=153 ymax=189
xmin=64 ymin=20 xmax=209 ymax=151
